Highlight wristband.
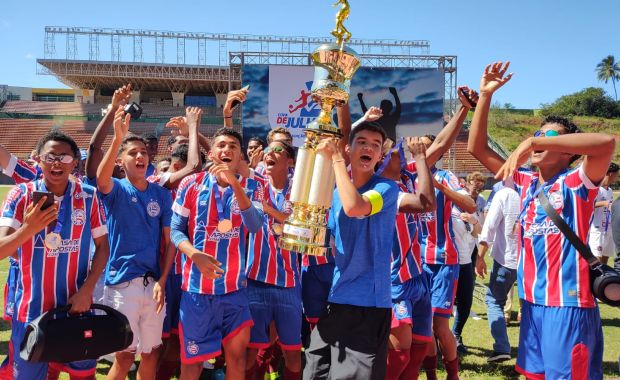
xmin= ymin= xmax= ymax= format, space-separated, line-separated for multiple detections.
xmin=362 ymin=190 xmax=384 ymax=216
xmin=224 ymin=116 xmax=232 ymax=119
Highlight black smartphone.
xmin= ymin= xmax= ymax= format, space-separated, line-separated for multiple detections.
xmin=32 ymin=191 xmax=54 ymax=211
xmin=230 ymin=84 xmax=251 ymax=110
xmin=460 ymin=88 xmax=477 ymax=108
xmin=124 ymin=102 xmax=143 ymax=120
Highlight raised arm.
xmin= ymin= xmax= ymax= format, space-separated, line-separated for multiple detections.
xmin=357 ymin=92 xmax=368 ymax=114
xmin=435 ymin=178 xmax=477 ymax=214
xmin=97 ymin=107 xmax=130 ymax=194
xmin=336 ymin=104 xmax=352 ymax=166
xmin=389 ymin=87 xmax=401 ymax=117
xmin=424 ymin=86 xmax=477 ymax=167
xmin=162 ymin=108 xmax=202 ymax=188
xmin=467 ymin=62 xmax=513 ymax=175
xmin=86 ymin=84 xmax=132 ymax=179
xmin=399 ymin=138 xmax=436 ymax=213
xmin=223 ymin=88 xmax=249 ymax=129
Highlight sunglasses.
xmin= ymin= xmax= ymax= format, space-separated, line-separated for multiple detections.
xmin=533 ymin=130 xmax=560 ymax=138
xmin=263 ymin=146 xmax=287 ymax=155
xmin=40 ymin=153 xmax=75 ymax=164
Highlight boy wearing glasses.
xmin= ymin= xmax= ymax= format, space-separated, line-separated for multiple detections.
xmin=0 ymin=131 xmax=110 ymax=380
xmin=244 ymin=140 xmax=302 ymax=379
xmin=468 ymin=61 xmax=615 ymax=379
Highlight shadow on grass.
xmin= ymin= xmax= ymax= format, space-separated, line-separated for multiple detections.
xmin=0 ymin=318 xmax=9 ymax=356
xmin=457 ymin=345 xmax=520 ymax=380
xmin=601 ymin=318 xmax=620 ymax=328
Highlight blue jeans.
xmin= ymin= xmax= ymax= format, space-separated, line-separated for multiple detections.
xmin=485 ymin=260 xmax=517 ymax=354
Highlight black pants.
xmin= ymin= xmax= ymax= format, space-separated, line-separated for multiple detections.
xmin=452 ymin=262 xmax=475 ymax=338
xmin=303 ymin=303 xmax=391 ymax=380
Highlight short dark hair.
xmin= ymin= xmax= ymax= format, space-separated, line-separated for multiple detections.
xmin=36 ymin=130 xmax=80 ymax=158
xmin=171 ymin=144 xmax=189 ymax=163
xmin=541 ymin=115 xmax=581 ymax=134
xmin=267 ymin=127 xmax=293 ymax=143
xmin=248 ymin=137 xmax=267 ymax=149
xmin=348 ymin=121 xmax=387 ymax=145
xmin=166 ymin=135 xmax=177 ymax=147
xmin=142 ymin=132 xmax=158 ymax=142
xmin=608 ymin=162 xmax=619 ymax=174
xmin=118 ymin=134 xmax=147 ymax=156
xmin=212 ymin=127 xmax=243 ymax=146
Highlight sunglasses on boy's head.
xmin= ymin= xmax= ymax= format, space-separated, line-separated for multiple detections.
xmin=40 ymin=153 xmax=75 ymax=164
xmin=533 ymin=130 xmax=560 ymax=138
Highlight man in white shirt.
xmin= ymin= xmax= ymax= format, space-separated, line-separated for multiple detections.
xmin=588 ymin=162 xmax=618 ymax=265
xmin=476 ymin=186 xmax=520 ymax=363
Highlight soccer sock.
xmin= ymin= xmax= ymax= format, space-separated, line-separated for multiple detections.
xmin=443 ymin=357 xmax=460 ymax=380
xmin=283 ymin=367 xmax=301 ymax=380
xmin=245 ymin=363 xmax=257 ymax=380
xmin=155 ymin=360 xmax=179 ymax=380
xmin=423 ymin=355 xmax=438 ymax=380
xmin=399 ymin=343 xmax=428 ymax=380
xmin=386 ymin=348 xmax=410 ymax=380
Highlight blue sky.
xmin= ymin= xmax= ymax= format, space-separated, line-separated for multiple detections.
xmin=0 ymin=0 xmax=617 ymax=108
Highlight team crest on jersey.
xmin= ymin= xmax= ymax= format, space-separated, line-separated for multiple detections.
xmin=186 ymin=341 xmax=199 ymax=355
xmin=147 ymin=200 xmax=161 ymax=217
xmin=230 ymin=200 xmax=241 ymax=215
xmin=395 ymin=302 xmax=407 ymax=318
xmin=71 ymin=209 xmax=86 ymax=226
xmin=548 ymin=191 xmax=563 ymax=210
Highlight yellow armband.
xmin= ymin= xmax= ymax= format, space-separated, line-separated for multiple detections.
xmin=362 ymin=190 xmax=383 ymax=216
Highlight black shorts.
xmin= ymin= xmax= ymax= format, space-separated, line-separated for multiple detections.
xmin=303 ymin=303 xmax=391 ymax=380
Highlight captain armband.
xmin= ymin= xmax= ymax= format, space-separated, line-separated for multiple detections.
xmin=362 ymin=190 xmax=384 ymax=216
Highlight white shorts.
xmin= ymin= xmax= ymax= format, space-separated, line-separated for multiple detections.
xmin=104 ymin=276 xmax=166 ymax=354
xmin=588 ymin=228 xmax=614 ymax=258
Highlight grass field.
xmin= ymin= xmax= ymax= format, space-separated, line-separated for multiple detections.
xmin=0 ymin=185 xmax=618 ymax=379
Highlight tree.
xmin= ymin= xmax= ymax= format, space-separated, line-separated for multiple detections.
xmin=540 ymin=87 xmax=620 ymax=118
xmin=596 ymin=55 xmax=620 ymax=101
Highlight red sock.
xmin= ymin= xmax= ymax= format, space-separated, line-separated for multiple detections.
xmin=443 ymin=357 xmax=459 ymax=380
xmin=399 ymin=343 xmax=427 ymax=380
xmin=423 ymin=355 xmax=438 ymax=380
xmin=284 ymin=367 xmax=301 ymax=380
xmin=156 ymin=360 xmax=179 ymax=380
xmin=245 ymin=363 xmax=257 ymax=380
xmin=386 ymin=349 xmax=410 ymax=380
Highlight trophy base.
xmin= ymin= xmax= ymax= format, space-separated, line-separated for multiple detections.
xmin=278 ymin=204 xmax=330 ymax=256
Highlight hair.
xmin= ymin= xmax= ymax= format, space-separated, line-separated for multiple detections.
xmin=171 ymin=144 xmax=189 ymax=163
xmin=118 ymin=134 xmax=148 ymax=156
xmin=35 ymin=130 xmax=80 ymax=158
xmin=142 ymin=132 xmax=158 ymax=142
xmin=212 ymin=127 xmax=243 ymax=146
xmin=270 ymin=140 xmax=296 ymax=160
xmin=267 ymin=127 xmax=293 ymax=143
xmin=248 ymin=137 xmax=267 ymax=149
xmin=348 ymin=121 xmax=387 ymax=145
xmin=166 ymin=135 xmax=178 ymax=147
xmin=540 ymin=115 xmax=582 ymax=164
xmin=467 ymin=171 xmax=486 ymax=183
xmin=608 ymin=162 xmax=619 ymax=174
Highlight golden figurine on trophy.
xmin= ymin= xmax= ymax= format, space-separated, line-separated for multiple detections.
xmin=278 ymin=0 xmax=361 ymax=256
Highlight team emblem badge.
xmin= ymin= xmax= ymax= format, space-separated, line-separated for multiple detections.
xmin=71 ymin=209 xmax=86 ymax=226
xmin=147 ymin=201 xmax=161 ymax=217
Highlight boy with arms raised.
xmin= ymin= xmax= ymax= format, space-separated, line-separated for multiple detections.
xmin=97 ymin=107 xmax=175 ymax=380
xmin=170 ymin=128 xmax=264 ymax=380
xmin=0 ymin=131 xmax=109 ymax=380
xmin=303 ymin=122 xmax=399 ymax=380
xmin=467 ymin=61 xmax=615 ymax=379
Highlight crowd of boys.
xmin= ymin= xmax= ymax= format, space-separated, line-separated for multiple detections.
xmin=0 ymin=60 xmax=616 ymax=380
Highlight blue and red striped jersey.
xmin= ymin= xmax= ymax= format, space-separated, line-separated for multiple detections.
xmin=0 ymin=179 xmax=107 ymax=322
xmin=1 ymin=155 xmax=41 ymax=183
xmin=172 ymin=172 xmax=264 ymax=295
xmin=247 ymin=180 xmax=299 ymax=288
xmin=391 ymin=185 xmax=424 ymax=288
xmin=407 ymin=162 xmax=462 ymax=265
xmin=512 ymin=166 xmax=598 ymax=308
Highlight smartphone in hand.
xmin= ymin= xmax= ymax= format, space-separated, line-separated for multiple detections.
xmin=32 ymin=191 xmax=54 ymax=211
xmin=230 ymin=84 xmax=251 ymax=110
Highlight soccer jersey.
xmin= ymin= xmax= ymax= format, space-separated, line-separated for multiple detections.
xmin=590 ymin=186 xmax=613 ymax=231
xmin=171 ymin=172 xmax=264 ymax=295
xmin=1 ymin=154 xmax=41 ymax=183
xmin=407 ymin=162 xmax=462 ymax=265
xmin=511 ymin=165 xmax=598 ymax=308
xmin=391 ymin=186 xmax=424 ymax=300
xmin=101 ymin=177 xmax=172 ymax=285
xmin=0 ymin=179 xmax=107 ymax=322
xmin=328 ymin=174 xmax=399 ymax=308
xmin=247 ymin=179 xmax=299 ymax=288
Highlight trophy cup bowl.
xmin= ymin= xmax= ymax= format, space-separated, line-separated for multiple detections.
xmin=278 ymin=43 xmax=361 ymax=256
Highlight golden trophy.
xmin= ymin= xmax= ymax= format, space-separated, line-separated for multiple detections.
xmin=278 ymin=0 xmax=361 ymax=256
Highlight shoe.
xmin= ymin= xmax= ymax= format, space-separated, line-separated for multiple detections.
xmin=455 ymin=335 xmax=468 ymax=355
xmin=487 ymin=352 xmax=511 ymax=363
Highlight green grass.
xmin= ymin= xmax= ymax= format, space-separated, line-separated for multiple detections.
xmin=0 ymin=184 xmax=618 ymax=379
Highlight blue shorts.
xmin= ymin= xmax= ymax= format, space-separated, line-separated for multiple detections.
xmin=515 ymin=301 xmax=603 ymax=380
xmin=178 ymin=289 xmax=253 ymax=364
xmin=391 ymin=273 xmax=433 ymax=343
xmin=162 ymin=273 xmax=182 ymax=337
xmin=10 ymin=319 xmax=96 ymax=380
xmin=3 ymin=263 xmax=18 ymax=320
xmin=423 ymin=263 xmax=459 ymax=318
xmin=247 ymin=280 xmax=302 ymax=351
xmin=301 ymin=263 xmax=334 ymax=323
